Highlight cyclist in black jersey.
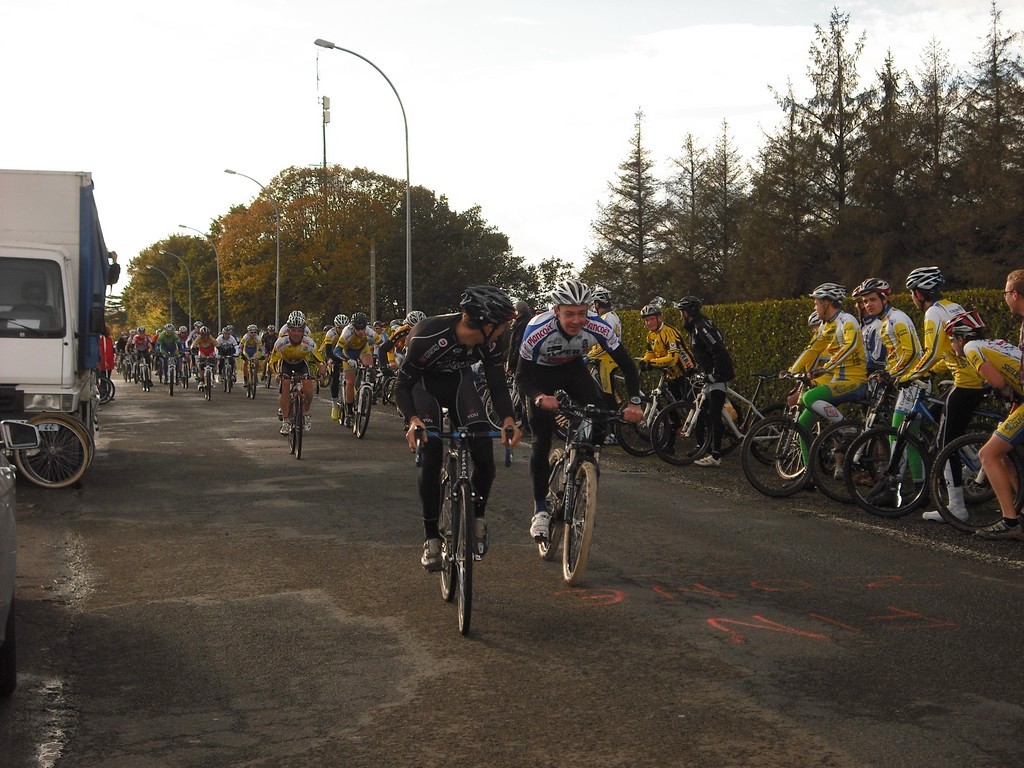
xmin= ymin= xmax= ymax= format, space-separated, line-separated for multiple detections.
xmin=396 ymin=286 xmax=522 ymax=570
xmin=515 ymin=279 xmax=643 ymax=542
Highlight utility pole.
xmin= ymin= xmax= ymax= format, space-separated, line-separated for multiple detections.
xmin=321 ymin=96 xmax=330 ymax=168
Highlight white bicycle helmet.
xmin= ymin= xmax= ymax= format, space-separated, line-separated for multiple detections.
xmin=334 ymin=314 xmax=349 ymax=327
xmin=405 ymin=310 xmax=426 ymax=326
xmin=286 ymin=310 xmax=306 ymax=329
xmin=550 ymin=279 xmax=593 ymax=307
xmin=905 ymin=266 xmax=944 ymax=292
xmin=808 ymin=282 xmax=847 ymax=302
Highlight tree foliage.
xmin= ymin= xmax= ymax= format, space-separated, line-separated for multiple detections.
xmin=122 ymin=165 xmax=547 ymax=331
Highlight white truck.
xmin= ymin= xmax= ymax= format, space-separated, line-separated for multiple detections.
xmin=0 ymin=169 xmax=119 ymax=488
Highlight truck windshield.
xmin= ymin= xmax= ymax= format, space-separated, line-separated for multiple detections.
xmin=0 ymin=258 xmax=66 ymax=338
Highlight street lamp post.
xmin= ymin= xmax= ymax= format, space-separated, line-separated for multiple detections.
xmin=146 ymin=264 xmax=173 ymax=324
xmin=159 ymin=249 xmax=192 ymax=328
xmin=178 ymin=225 xmax=221 ymax=331
xmin=224 ymin=169 xmax=280 ymax=329
xmin=314 ymin=38 xmax=412 ymax=313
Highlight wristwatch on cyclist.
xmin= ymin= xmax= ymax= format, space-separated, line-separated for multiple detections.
xmin=534 ymin=394 xmax=545 ymax=408
xmin=629 ymin=396 xmax=642 ymax=405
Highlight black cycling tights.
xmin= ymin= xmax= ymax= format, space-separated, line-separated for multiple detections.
xmin=412 ymin=370 xmax=495 ymax=537
xmin=527 ymin=361 xmax=606 ymax=503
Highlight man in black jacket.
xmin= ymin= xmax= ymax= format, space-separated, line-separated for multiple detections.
xmin=676 ymin=296 xmax=735 ymax=467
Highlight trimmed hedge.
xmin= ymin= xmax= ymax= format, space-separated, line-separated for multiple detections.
xmin=617 ymin=290 xmax=1021 ymax=403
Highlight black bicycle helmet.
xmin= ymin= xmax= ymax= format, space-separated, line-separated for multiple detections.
xmin=351 ymin=312 xmax=369 ymax=330
xmin=460 ymin=285 xmax=515 ymax=326
xmin=640 ymin=304 xmax=662 ymax=317
xmin=675 ymin=296 xmax=703 ymax=315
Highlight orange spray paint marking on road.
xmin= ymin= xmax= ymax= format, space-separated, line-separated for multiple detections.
xmin=555 ymin=588 xmax=625 ymax=606
xmin=706 ymin=615 xmax=829 ymax=645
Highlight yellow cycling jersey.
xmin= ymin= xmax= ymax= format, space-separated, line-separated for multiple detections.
xmin=962 ymin=338 xmax=1024 ymax=398
xmin=790 ymin=309 xmax=867 ymax=384
xmin=269 ymin=335 xmax=324 ymax=367
xmin=878 ymin=305 xmax=922 ymax=378
xmin=642 ymin=322 xmax=693 ymax=380
xmin=338 ymin=326 xmax=376 ymax=355
xmin=587 ymin=310 xmax=622 ymax=364
xmin=317 ymin=327 xmax=340 ymax=359
xmin=902 ymin=299 xmax=984 ymax=388
xmin=238 ymin=332 xmax=264 ymax=357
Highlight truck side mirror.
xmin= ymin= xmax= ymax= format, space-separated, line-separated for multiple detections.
xmin=0 ymin=420 xmax=41 ymax=450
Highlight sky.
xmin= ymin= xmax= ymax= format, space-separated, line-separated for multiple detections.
xmin=2 ymin=1 xmax=1022 ymax=296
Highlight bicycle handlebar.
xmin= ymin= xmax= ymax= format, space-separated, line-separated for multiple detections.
xmin=413 ymin=426 xmax=515 ymax=467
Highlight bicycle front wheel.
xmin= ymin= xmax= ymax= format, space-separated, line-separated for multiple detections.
xmin=740 ymin=415 xmax=810 ymax=497
xmin=651 ymin=401 xmax=711 ymax=466
xmin=563 ymin=459 xmax=598 ymax=584
xmin=291 ymin=398 xmax=304 ymax=459
xmin=929 ymin=432 xmax=1024 ymax=532
xmin=439 ymin=472 xmax=456 ymax=603
xmin=617 ymin=406 xmax=655 ymax=457
xmin=844 ymin=426 xmax=929 ymax=518
xmin=454 ymin=482 xmax=474 ymax=635
xmin=204 ymin=368 xmax=213 ymax=401
xmin=354 ymin=384 xmax=372 ymax=438
xmin=809 ymin=421 xmax=863 ymax=504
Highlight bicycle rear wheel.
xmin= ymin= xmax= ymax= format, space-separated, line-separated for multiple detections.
xmin=354 ymin=384 xmax=372 ymax=438
xmin=651 ymin=401 xmax=711 ymax=466
xmin=844 ymin=426 xmax=928 ymax=518
xmin=929 ymin=432 xmax=1023 ymax=532
xmin=740 ymin=415 xmax=810 ymax=497
xmin=563 ymin=459 xmax=598 ymax=584
xmin=539 ymin=448 xmax=565 ymax=560
xmin=97 ymin=376 xmax=115 ymax=404
xmin=14 ymin=414 xmax=92 ymax=489
xmin=454 ymin=482 xmax=474 ymax=635
xmin=809 ymin=421 xmax=862 ymax=504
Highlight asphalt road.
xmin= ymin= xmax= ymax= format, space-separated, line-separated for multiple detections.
xmin=3 ymin=376 xmax=1024 ymax=768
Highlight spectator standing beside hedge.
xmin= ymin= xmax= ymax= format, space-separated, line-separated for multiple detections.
xmin=676 ymin=296 xmax=735 ymax=468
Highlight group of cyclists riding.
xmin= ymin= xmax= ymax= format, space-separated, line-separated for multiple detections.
xmin=119 ymin=264 xmax=1024 ymax=575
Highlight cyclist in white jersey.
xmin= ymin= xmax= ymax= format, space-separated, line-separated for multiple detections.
xmin=515 ymin=279 xmax=643 ymax=542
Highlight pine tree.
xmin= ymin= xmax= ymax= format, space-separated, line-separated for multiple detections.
xmin=702 ymin=120 xmax=748 ymax=298
xmin=582 ymin=110 xmax=668 ymax=307
xmin=950 ymin=0 xmax=1024 ymax=285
